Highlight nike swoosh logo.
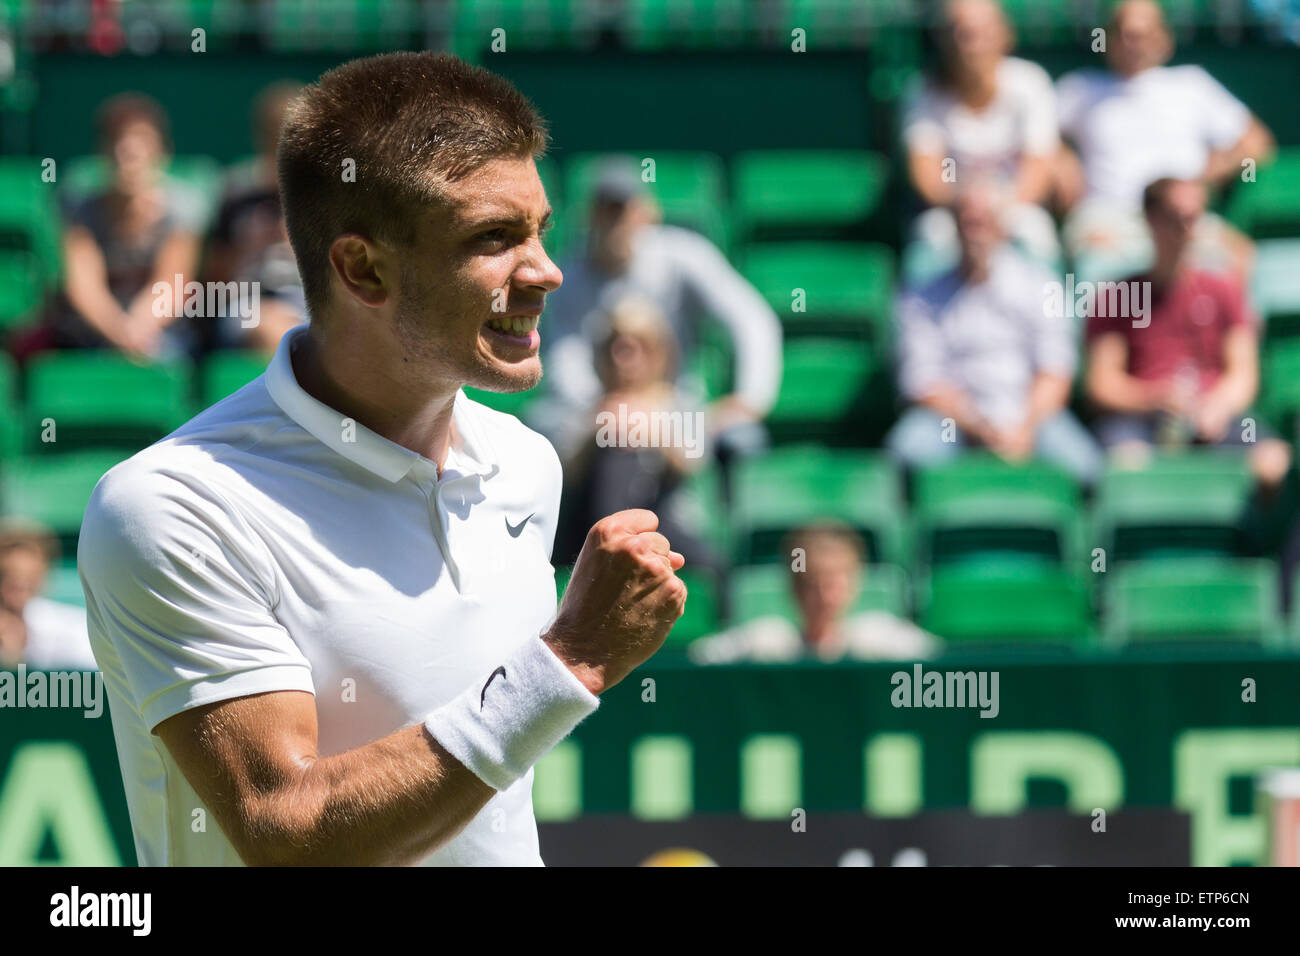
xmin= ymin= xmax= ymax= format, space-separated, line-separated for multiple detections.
xmin=480 ymin=666 xmax=507 ymax=710
xmin=505 ymin=513 xmax=534 ymax=537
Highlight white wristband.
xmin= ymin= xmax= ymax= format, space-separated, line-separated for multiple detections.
xmin=424 ymin=635 xmax=600 ymax=792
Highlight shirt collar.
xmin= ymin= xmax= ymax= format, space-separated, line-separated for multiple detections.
xmin=265 ymin=324 xmax=497 ymax=484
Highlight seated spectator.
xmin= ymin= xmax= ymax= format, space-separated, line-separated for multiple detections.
xmin=553 ymin=296 xmax=727 ymax=603
xmin=1054 ymin=0 xmax=1272 ymax=278
xmin=205 ymin=80 xmax=306 ymax=355
xmin=885 ymin=183 xmax=1103 ymax=484
xmin=534 ymin=158 xmax=781 ymax=489
xmin=904 ymin=0 xmax=1061 ymax=267
xmin=688 ymin=522 xmax=938 ymax=664
xmin=1085 ymin=177 xmax=1291 ymax=491
xmin=0 ymin=520 xmax=96 ymax=670
xmin=52 ymin=93 xmax=204 ymax=361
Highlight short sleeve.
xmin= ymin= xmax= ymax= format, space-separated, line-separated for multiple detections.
xmin=78 ymin=461 xmax=314 ymax=732
xmin=1015 ymin=60 xmax=1060 ymax=156
xmin=1186 ymin=67 xmax=1250 ymax=150
xmin=1054 ymin=70 xmax=1091 ymax=141
xmin=895 ymin=286 xmax=948 ymax=400
xmin=902 ymin=82 xmax=948 ymax=156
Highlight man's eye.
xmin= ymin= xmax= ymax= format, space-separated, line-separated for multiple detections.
xmin=480 ymin=229 xmax=507 ymax=243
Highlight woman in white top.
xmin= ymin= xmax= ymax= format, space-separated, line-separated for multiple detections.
xmin=902 ymin=0 xmax=1062 ymax=270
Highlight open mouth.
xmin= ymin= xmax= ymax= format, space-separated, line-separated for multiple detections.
xmin=483 ymin=313 xmax=541 ymax=349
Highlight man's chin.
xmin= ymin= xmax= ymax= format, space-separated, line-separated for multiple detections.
xmin=467 ymin=357 xmax=543 ymax=394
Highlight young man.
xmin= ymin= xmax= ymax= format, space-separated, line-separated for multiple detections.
xmin=1085 ymin=177 xmax=1291 ymax=490
xmin=78 ymin=52 xmax=687 ymax=866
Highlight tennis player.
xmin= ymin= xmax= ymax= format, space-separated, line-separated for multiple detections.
xmin=78 ymin=52 xmax=687 ymax=866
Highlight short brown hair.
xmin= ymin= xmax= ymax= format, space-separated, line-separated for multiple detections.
xmin=96 ymin=92 xmax=172 ymax=154
xmin=1142 ymin=176 xmax=1204 ymax=216
xmin=782 ymin=521 xmax=865 ymax=582
xmin=0 ymin=520 xmax=59 ymax=567
xmin=277 ymin=52 xmax=549 ymax=318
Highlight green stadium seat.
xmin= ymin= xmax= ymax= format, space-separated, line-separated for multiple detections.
xmin=731 ymin=150 xmax=889 ymax=241
xmin=731 ymin=446 xmax=907 ymax=567
xmin=622 ymin=0 xmax=751 ymax=50
xmin=1091 ymin=452 xmax=1254 ymax=562
xmin=201 ymin=350 xmax=270 ymax=408
xmin=22 ymin=353 xmax=193 ymax=454
xmin=780 ymin=0 xmax=903 ymax=49
xmin=919 ymin=565 xmax=1092 ymax=644
xmin=663 ymin=567 xmax=721 ymax=645
xmin=0 ymin=351 xmax=19 ymax=460
xmin=765 ymin=338 xmax=876 ymax=443
xmin=912 ymin=456 xmax=1084 ymax=570
xmin=1104 ymin=557 xmax=1286 ymax=648
xmin=1261 ymin=338 xmax=1300 ymax=435
xmin=741 ymin=241 xmax=894 ymax=340
xmin=43 ymin=557 xmax=86 ymax=609
xmin=0 ymin=249 xmax=44 ymax=330
xmin=561 ymin=150 xmax=729 ymax=251
xmin=452 ymin=0 xmax=590 ymax=56
xmin=0 ymin=450 xmax=128 ymax=550
xmin=729 ymin=561 xmax=909 ymax=626
xmin=1228 ymin=147 xmax=1300 ymax=239
xmin=0 ymin=157 xmax=62 ymax=288
xmin=1255 ymin=239 xmax=1300 ymax=339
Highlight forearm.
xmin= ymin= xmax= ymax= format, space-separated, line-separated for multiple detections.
xmin=1024 ymin=373 xmax=1071 ymax=427
xmin=917 ymin=386 xmax=990 ymax=439
xmin=66 ymin=276 xmax=131 ymax=340
xmin=1202 ymin=369 xmax=1256 ymax=418
xmin=239 ymin=722 xmax=495 ymax=866
xmin=1087 ymin=370 xmax=1157 ymax=414
xmin=1013 ymin=155 xmax=1054 ymax=207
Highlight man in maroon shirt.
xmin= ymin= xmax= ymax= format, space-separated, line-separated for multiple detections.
xmin=1084 ymin=177 xmax=1291 ymax=491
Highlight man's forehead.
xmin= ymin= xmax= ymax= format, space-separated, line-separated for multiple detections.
xmin=440 ymin=157 xmax=548 ymax=220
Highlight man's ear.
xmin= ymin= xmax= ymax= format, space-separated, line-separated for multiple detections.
xmin=328 ymin=234 xmax=390 ymax=308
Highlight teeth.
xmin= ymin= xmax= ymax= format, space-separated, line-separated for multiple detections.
xmin=487 ymin=315 xmax=538 ymax=336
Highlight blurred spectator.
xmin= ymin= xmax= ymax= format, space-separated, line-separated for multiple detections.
xmin=904 ymin=0 xmax=1061 ymax=266
xmin=0 ymin=520 xmax=96 ymax=670
xmin=205 ymin=80 xmax=306 ymax=355
xmin=51 ymin=93 xmax=204 ymax=361
xmin=886 ymin=184 xmax=1103 ymax=484
xmin=688 ymin=523 xmax=938 ymax=664
xmin=535 ymin=158 xmax=781 ymax=487
xmin=1085 ymin=177 xmax=1291 ymax=491
xmin=553 ymin=295 xmax=727 ymax=600
xmin=1054 ymin=0 xmax=1272 ymax=277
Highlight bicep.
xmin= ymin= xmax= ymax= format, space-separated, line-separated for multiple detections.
xmin=155 ymin=689 xmax=319 ymax=857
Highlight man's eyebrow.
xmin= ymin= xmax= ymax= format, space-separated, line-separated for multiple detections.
xmin=458 ymin=205 xmax=554 ymax=231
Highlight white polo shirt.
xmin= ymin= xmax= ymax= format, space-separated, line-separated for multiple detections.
xmin=78 ymin=323 xmax=568 ymax=866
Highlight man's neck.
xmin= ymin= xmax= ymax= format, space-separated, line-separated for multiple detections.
xmin=291 ymin=323 xmax=460 ymax=473
xmin=1149 ymin=251 xmax=1186 ymax=290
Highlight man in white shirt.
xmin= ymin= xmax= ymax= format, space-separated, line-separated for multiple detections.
xmin=1054 ymin=0 xmax=1272 ymax=276
xmin=78 ymin=52 xmax=688 ymax=867
xmin=688 ymin=523 xmax=938 ymax=665
xmin=903 ymin=0 xmax=1062 ymax=267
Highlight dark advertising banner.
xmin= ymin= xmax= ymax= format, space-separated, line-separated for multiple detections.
xmin=1 ymin=653 xmax=1298 ymax=866
xmin=539 ymin=810 xmax=1191 ymax=866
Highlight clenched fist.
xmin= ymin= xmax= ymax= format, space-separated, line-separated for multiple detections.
xmin=543 ymin=509 xmax=687 ymax=695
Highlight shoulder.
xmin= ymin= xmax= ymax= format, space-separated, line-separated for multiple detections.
xmin=1056 ymin=68 xmax=1110 ymax=99
xmin=1002 ymin=57 xmax=1054 ymax=92
xmin=652 ymin=224 xmax=721 ymax=260
xmin=82 ymin=387 xmax=282 ymax=558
